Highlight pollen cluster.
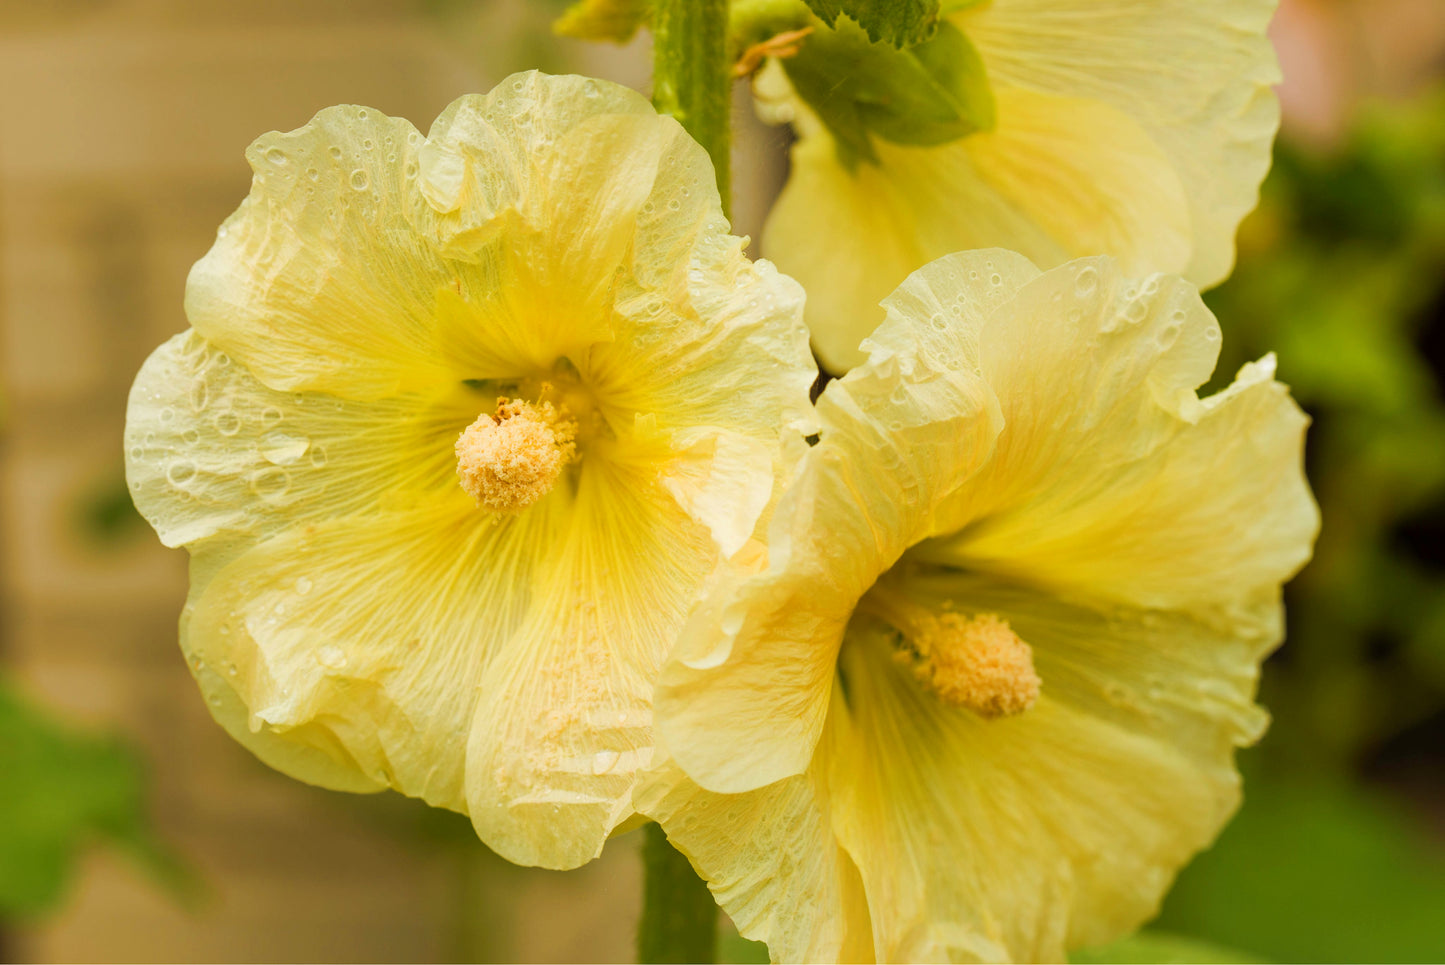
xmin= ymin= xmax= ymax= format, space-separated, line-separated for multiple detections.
xmin=911 ymin=612 xmax=1041 ymax=719
xmin=455 ymin=398 xmax=577 ymax=512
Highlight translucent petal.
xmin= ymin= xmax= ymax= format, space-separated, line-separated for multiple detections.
xmin=915 ymin=257 xmax=1319 ymax=610
xmin=830 ymin=627 xmax=1242 ymax=962
xmin=125 ymin=330 xmax=470 ymax=550
xmin=767 ymin=89 xmax=1190 ymax=372
xmin=184 ymin=499 xmax=564 ymax=816
xmin=958 ymin=0 xmax=1281 ymax=287
xmin=465 ymin=457 xmax=717 ymax=868
xmin=759 ymin=0 xmax=1277 ymax=372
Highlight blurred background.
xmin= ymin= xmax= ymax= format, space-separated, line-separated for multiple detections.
xmin=1 ymin=0 xmax=1443 ymax=961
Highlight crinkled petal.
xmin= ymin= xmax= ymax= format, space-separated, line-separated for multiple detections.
xmin=187 ymin=72 xmax=757 ymax=398
xmin=830 ymin=625 xmax=1242 ymax=963
xmin=767 ymin=89 xmax=1191 ymax=372
xmin=125 ymin=330 xmax=470 ymax=550
xmin=636 ymin=694 xmax=875 ymax=964
xmin=465 ymin=456 xmax=716 ymax=869
xmin=184 ymin=499 xmax=564 ymax=814
xmin=916 ymin=256 xmax=1318 ymax=610
xmin=655 ymin=253 xmax=1030 ymax=793
xmin=958 ymin=0 xmax=1281 ymax=288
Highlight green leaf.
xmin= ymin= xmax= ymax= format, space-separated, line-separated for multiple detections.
xmin=1155 ymin=776 xmax=1445 ymax=963
xmin=802 ymin=0 xmax=940 ymax=47
xmin=782 ymin=18 xmax=994 ymax=167
xmin=552 ymin=0 xmax=650 ymax=43
xmin=1072 ymin=931 xmax=1266 ymax=964
xmin=0 ymin=679 xmax=188 ymax=918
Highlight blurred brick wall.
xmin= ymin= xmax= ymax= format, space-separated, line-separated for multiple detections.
xmin=0 ymin=2 xmax=642 ymax=961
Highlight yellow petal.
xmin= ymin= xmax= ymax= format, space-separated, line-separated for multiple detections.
xmin=637 ymin=697 xmax=875 ymax=964
xmin=916 ymin=256 xmax=1319 ymax=610
xmin=765 ymin=88 xmax=1190 ymax=373
xmin=655 ymin=253 xmax=1020 ymax=793
xmin=465 ymin=457 xmax=716 ymax=868
xmin=187 ymin=72 xmax=734 ymax=398
xmin=959 ymin=0 xmax=1281 ymax=288
xmin=186 ymin=104 xmax=455 ymax=400
xmin=183 ymin=498 xmax=562 ymax=814
xmin=830 ymin=625 xmax=1242 ymax=962
xmin=125 ymin=330 xmax=470 ymax=550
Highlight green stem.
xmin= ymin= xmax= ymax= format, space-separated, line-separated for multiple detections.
xmin=637 ymin=822 xmax=718 ymax=964
xmin=652 ymin=0 xmax=732 ymax=214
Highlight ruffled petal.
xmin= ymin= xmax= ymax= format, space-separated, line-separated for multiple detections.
xmin=959 ymin=0 xmax=1281 ymax=287
xmin=766 ymin=89 xmax=1191 ymax=372
xmin=655 ymin=252 xmax=1026 ymax=793
xmin=830 ymin=625 xmax=1243 ymax=963
xmin=915 ymin=256 xmax=1318 ymax=610
xmin=188 ymin=72 xmax=757 ymax=398
xmin=183 ymin=498 xmax=564 ymax=814
xmin=125 ymin=330 xmax=470 ymax=550
xmin=637 ymin=694 xmax=875 ymax=964
xmin=465 ymin=456 xmax=717 ymax=869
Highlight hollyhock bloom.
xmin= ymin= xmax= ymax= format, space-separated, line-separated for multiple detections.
xmin=642 ymin=250 xmax=1318 ymax=962
xmin=124 ymin=71 xmax=815 ymax=869
xmin=759 ymin=0 xmax=1282 ymax=371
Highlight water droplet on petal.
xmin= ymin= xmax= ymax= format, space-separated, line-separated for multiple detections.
xmin=260 ymin=430 xmax=310 ymax=466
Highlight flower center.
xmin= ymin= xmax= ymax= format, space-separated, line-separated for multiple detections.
xmin=859 ymin=588 xmax=1040 ymax=719
xmin=455 ymin=397 xmax=577 ymax=512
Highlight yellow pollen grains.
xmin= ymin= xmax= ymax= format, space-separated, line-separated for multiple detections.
xmin=908 ymin=612 xmax=1041 ymax=719
xmin=455 ymin=398 xmax=577 ymax=512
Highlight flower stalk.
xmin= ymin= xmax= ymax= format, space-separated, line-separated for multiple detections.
xmin=637 ymin=822 xmax=718 ymax=964
xmin=652 ymin=0 xmax=732 ymax=213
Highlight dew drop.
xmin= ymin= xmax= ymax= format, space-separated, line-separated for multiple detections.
xmin=591 ymin=749 xmax=621 ymax=775
xmin=260 ymin=430 xmax=310 ymax=466
xmin=249 ymin=467 xmax=291 ymax=502
xmin=328 ymin=145 xmax=344 ymax=160
xmin=159 ymin=407 xmax=175 ymax=423
xmin=349 ymin=169 xmax=370 ymax=191
xmin=265 ymin=146 xmax=288 ymax=165
xmin=166 ymin=460 xmax=197 ymax=487
xmin=128 ymin=445 xmax=144 ymax=461
xmin=189 ymin=379 xmax=209 ymax=411
xmin=295 ymin=576 xmax=313 ymax=595
xmin=1075 ymin=266 xmax=1099 ymax=296
xmin=316 ymin=645 xmax=347 ymax=670
xmin=182 ymin=429 xmax=200 ymax=444
xmin=308 ymin=446 xmax=329 ymax=468
xmin=989 ymin=273 xmax=1002 ymax=286
xmin=306 ymin=167 xmax=320 ymax=182
xmin=262 ymin=407 xmax=284 ymax=426
xmin=214 ymin=411 xmax=242 ymax=436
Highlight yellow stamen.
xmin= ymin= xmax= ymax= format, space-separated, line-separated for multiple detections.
xmin=908 ymin=612 xmax=1040 ymax=719
xmin=859 ymin=588 xmax=1041 ymax=719
xmin=455 ymin=398 xmax=577 ymax=511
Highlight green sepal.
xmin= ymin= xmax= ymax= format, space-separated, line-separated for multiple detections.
xmin=782 ymin=18 xmax=995 ymax=167
xmin=802 ymin=0 xmax=940 ymax=47
xmin=552 ymin=0 xmax=650 ymax=43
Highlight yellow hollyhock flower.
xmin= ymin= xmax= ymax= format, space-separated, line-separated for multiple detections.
xmin=124 ymin=71 xmax=816 ymax=870
xmin=760 ymin=0 xmax=1282 ymax=371
xmin=640 ymin=250 xmax=1318 ymax=961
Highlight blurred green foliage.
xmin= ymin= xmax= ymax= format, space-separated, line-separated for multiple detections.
xmin=0 ymin=679 xmax=186 ymax=920
xmin=1147 ymin=89 xmax=1445 ymax=964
